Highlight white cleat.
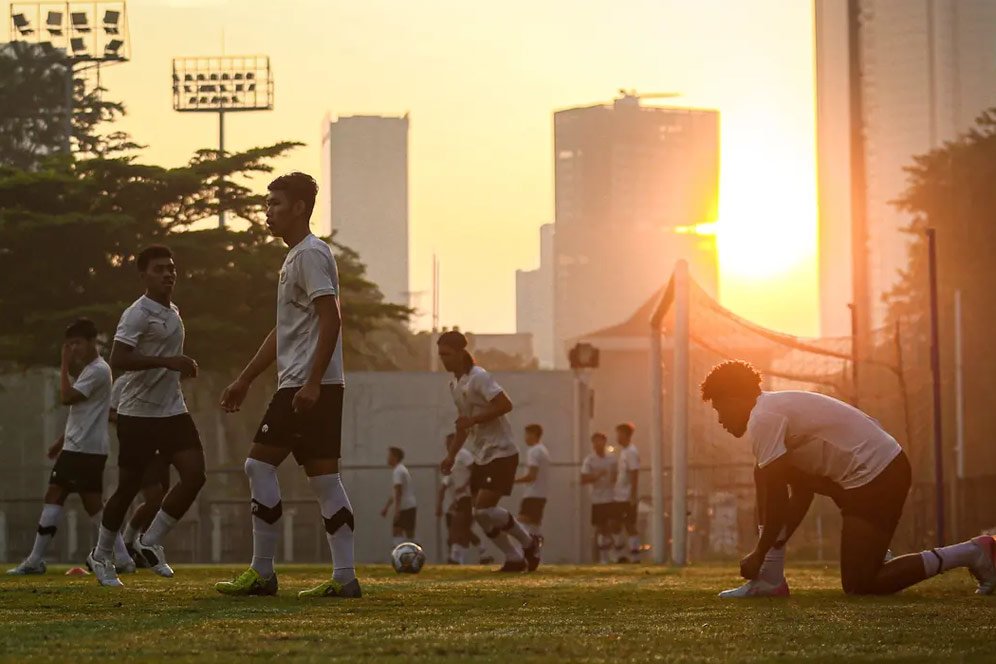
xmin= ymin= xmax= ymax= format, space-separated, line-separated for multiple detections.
xmin=968 ymin=535 xmax=996 ymax=595
xmin=6 ymin=559 xmax=46 ymax=575
xmin=87 ymin=549 xmax=124 ymax=587
xmin=134 ymin=537 xmax=174 ymax=578
xmin=719 ymin=578 xmax=790 ymax=599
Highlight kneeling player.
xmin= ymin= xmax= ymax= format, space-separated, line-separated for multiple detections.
xmin=702 ymin=360 xmax=996 ymax=596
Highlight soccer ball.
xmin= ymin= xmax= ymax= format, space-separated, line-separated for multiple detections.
xmin=391 ymin=542 xmax=426 ymax=574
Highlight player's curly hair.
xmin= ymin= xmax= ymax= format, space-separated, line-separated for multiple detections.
xmin=699 ymin=360 xmax=762 ymax=402
xmin=269 ymin=172 xmax=319 ymax=219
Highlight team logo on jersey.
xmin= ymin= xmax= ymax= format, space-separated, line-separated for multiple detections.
xmin=279 ymin=269 xmax=287 ymax=283
xmin=261 ymin=424 xmax=269 ymax=434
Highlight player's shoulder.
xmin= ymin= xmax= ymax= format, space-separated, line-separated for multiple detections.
xmin=91 ymin=357 xmax=112 ymax=378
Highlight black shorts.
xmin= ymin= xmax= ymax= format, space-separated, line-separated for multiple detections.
xmin=140 ymin=453 xmax=171 ymax=491
xmin=470 ymin=454 xmax=519 ymax=497
xmin=117 ymin=413 xmax=202 ymax=471
xmin=50 ymin=450 xmax=106 ymax=494
xmin=393 ymin=508 xmax=416 ymax=536
xmin=519 ymin=497 xmax=547 ymax=524
xmin=254 ymin=385 xmax=344 ymax=464
xmin=614 ymin=501 xmax=637 ymax=527
xmin=591 ymin=502 xmax=615 ymax=527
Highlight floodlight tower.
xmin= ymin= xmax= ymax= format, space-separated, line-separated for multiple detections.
xmin=9 ymin=1 xmax=131 ymax=153
xmin=172 ymin=55 xmax=274 ymax=228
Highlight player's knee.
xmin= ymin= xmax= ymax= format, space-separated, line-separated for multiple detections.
xmin=244 ymin=457 xmax=275 ymax=484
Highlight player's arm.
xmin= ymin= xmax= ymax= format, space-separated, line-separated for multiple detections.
xmin=436 ymin=483 xmax=446 ymax=517
xmin=381 ymin=494 xmax=393 ymax=517
xmin=111 ymin=341 xmax=197 ymax=376
xmin=220 ymin=327 xmax=276 ymax=412
xmin=515 ymin=465 xmax=539 ymax=485
xmin=742 ymin=456 xmax=793 ymax=579
xmin=47 ymin=434 xmax=65 ymax=460
xmin=392 ymin=484 xmax=403 ymax=518
xmin=59 ymin=345 xmax=86 ymax=405
xmin=456 ymin=392 xmax=512 ymax=431
xmin=292 ymin=295 xmax=341 ymax=413
xmin=441 ymin=429 xmax=468 ymax=474
xmin=580 ymin=470 xmax=598 ymax=485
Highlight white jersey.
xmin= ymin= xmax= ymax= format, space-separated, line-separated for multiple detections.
xmin=62 ymin=357 xmax=112 ymax=456
xmin=109 ymin=377 xmax=123 ymax=412
xmin=613 ymin=444 xmax=640 ymax=502
xmin=748 ymin=391 xmax=902 ymax=490
xmin=113 ymin=295 xmax=187 ymax=418
xmin=581 ymin=451 xmax=617 ymax=504
xmin=523 ymin=443 xmax=551 ymax=499
xmin=276 ymin=234 xmax=344 ymax=390
xmin=443 ymin=448 xmax=474 ymax=511
xmin=392 ymin=463 xmax=417 ymax=510
xmin=449 ymin=366 xmax=517 ymax=465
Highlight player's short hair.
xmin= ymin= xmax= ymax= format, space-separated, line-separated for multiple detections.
xmin=268 ymin=172 xmax=319 ymax=220
xmin=591 ymin=431 xmax=607 ymax=442
xmin=136 ymin=245 xmax=173 ymax=272
xmin=699 ymin=360 xmax=763 ymax=401
xmin=388 ymin=446 xmax=405 ymax=461
xmin=615 ymin=423 xmax=635 ymax=436
xmin=65 ymin=318 xmax=98 ymax=340
xmin=525 ymin=424 xmax=543 ymax=439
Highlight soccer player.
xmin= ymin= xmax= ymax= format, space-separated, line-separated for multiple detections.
xmin=702 ymin=360 xmax=996 ymax=596
xmin=381 ymin=446 xmax=417 ymax=546
xmin=215 ymin=172 xmax=358 ymax=599
xmin=437 ymin=434 xmax=492 ymax=565
xmin=514 ymin=424 xmax=551 ymax=540
xmin=580 ymin=432 xmax=617 ymax=564
xmin=7 ymin=319 xmax=131 ymax=575
xmin=88 ymin=245 xmax=207 ymax=587
xmin=438 ymin=330 xmax=541 ymax=572
xmin=612 ymin=423 xmax=641 ymax=563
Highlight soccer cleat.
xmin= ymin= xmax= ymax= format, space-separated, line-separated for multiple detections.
xmin=214 ymin=567 xmax=278 ymax=596
xmin=479 ymin=553 xmax=495 ymax=565
xmin=134 ymin=537 xmax=174 ymax=578
xmin=496 ymin=560 xmax=527 ymax=572
xmin=968 ymin=535 xmax=996 ymax=595
xmin=114 ymin=556 xmax=137 ymax=574
xmin=297 ymin=578 xmax=362 ymax=599
xmin=87 ymin=549 xmax=123 ymax=587
xmin=6 ymin=559 xmax=46 ymax=575
xmin=523 ymin=535 xmax=542 ymax=572
xmin=126 ymin=542 xmax=148 ymax=568
xmin=718 ymin=578 xmax=790 ymax=599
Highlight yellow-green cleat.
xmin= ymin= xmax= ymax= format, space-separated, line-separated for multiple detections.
xmin=214 ymin=567 xmax=278 ymax=596
xmin=298 ymin=577 xmax=362 ymax=599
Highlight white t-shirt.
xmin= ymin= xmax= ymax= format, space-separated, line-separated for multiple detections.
xmin=614 ymin=444 xmax=640 ymax=502
xmin=276 ymin=234 xmax=344 ymax=390
xmin=581 ymin=451 xmax=617 ymax=505
xmin=109 ymin=378 xmax=123 ymax=411
xmin=449 ymin=366 xmax=518 ymax=465
xmin=392 ymin=463 xmax=417 ymax=510
xmin=113 ymin=295 xmax=187 ymax=418
xmin=523 ymin=443 xmax=551 ymax=499
xmin=443 ymin=448 xmax=474 ymax=511
xmin=62 ymin=357 xmax=113 ymax=456
xmin=748 ymin=391 xmax=902 ymax=490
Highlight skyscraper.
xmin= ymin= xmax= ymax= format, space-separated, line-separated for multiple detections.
xmin=552 ymin=93 xmax=720 ymax=367
xmin=815 ymin=0 xmax=996 ymax=336
xmin=319 ymin=114 xmax=410 ymax=307
xmin=516 ymin=223 xmax=555 ymax=368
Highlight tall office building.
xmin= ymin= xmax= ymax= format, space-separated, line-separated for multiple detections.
xmin=516 ymin=223 xmax=555 ymax=368
xmin=815 ymin=0 xmax=996 ymax=336
xmin=319 ymin=114 xmax=410 ymax=306
xmin=552 ymin=93 xmax=720 ymax=366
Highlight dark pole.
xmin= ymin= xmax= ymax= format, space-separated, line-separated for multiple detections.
xmin=63 ymin=60 xmax=74 ymax=154
xmin=847 ymin=0 xmax=870 ymax=390
xmin=926 ymin=227 xmax=945 ymax=547
xmin=218 ymin=109 xmax=226 ymax=228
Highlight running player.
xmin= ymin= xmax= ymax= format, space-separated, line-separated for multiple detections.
xmin=216 ymin=172 xmax=358 ymax=598
xmin=514 ymin=424 xmax=551 ymax=540
xmin=438 ymin=330 xmax=541 ymax=572
xmin=382 ymin=446 xmax=417 ymax=546
xmin=7 ymin=320 xmax=131 ymax=575
xmin=612 ymin=423 xmax=641 ymax=562
xmin=702 ymin=360 xmax=996 ymax=596
xmin=89 ymin=245 xmax=207 ymax=587
xmin=580 ymin=432 xmax=617 ymax=564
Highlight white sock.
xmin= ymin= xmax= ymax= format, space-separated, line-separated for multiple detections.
xmin=597 ymin=534 xmax=612 ymax=564
xmin=27 ymin=504 xmax=63 ymax=564
xmin=94 ymin=512 xmax=131 ymax=561
xmin=483 ymin=507 xmax=533 ymax=548
xmin=245 ymin=458 xmax=282 ymax=578
xmin=920 ymin=550 xmax=942 ymax=577
xmin=613 ymin=532 xmax=626 ymax=552
xmin=474 ymin=509 xmax=523 ymax=562
xmin=450 ymin=543 xmax=466 ymax=564
xmin=924 ymin=540 xmax=985 ymax=576
xmin=759 ymin=547 xmax=786 ymax=585
xmin=309 ymin=473 xmax=356 ymax=584
xmin=628 ymin=535 xmax=640 ymax=554
xmin=122 ymin=522 xmax=140 ymax=546
xmin=96 ymin=524 xmax=118 ymax=561
xmin=141 ymin=510 xmax=178 ymax=547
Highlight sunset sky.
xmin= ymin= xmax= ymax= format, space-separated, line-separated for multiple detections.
xmin=76 ymin=0 xmax=818 ymax=336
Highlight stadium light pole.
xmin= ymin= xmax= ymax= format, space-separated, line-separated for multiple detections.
xmin=171 ymin=55 xmax=274 ymax=228
xmin=670 ymin=260 xmax=690 ymax=566
xmin=926 ymin=228 xmax=945 ymax=547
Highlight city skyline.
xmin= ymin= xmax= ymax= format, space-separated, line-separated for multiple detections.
xmin=79 ymin=0 xmax=817 ymax=337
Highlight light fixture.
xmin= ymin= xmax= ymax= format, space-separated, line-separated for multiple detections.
xmin=184 ymin=73 xmax=193 ymax=81
xmin=198 ymin=84 xmax=216 ymax=92
xmin=71 ymin=12 xmax=90 ymax=33
xmin=247 ymin=83 xmax=256 ymax=92
xmin=71 ymin=37 xmax=87 ymax=53
xmin=103 ymin=10 xmax=120 ymax=34
xmin=183 ymin=85 xmax=192 ymax=93
xmin=189 ymin=96 xmax=198 ymax=104
xmin=209 ymin=73 xmax=218 ymax=81
xmin=105 ymin=39 xmax=123 ymax=57
xmin=46 ymin=11 xmax=63 ymax=36
xmin=199 ymin=96 xmax=208 ymax=104
xmin=231 ymin=95 xmax=240 ymax=104
xmin=12 ymin=13 xmax=33 ymax=36
xmin=234 ymin=73 xmax=244 ymax=80
xmin=235 ymin=84 xmax=244 ymax=92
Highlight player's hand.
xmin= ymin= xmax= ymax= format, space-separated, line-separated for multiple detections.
xmin=435 ymin=506 xmax=443 ymax=518
xmin=46 ymin=440 xmax=62 ymax=460
xmin=380 ymin=507 xmax=388 ymax=518
xmin=220 ymin=378 xmax=251 ymax=413
xmin=60 ymin=341 xmax=72 ymax=368
xmin=739 ymin=550 xmax=764 ymax=580
xmin=166 ymin=355 xmax=199 ymax=378
xmin=455 ymin=416 xmax=475 ymax=431
xmin=292 ymin=382 xmax=320 ymax=414
xmin=440 ymin=455 xmax=456 ymax=475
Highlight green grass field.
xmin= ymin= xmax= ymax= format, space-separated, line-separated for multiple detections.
xmin=1 ymin=563 xmax=994 ymax=662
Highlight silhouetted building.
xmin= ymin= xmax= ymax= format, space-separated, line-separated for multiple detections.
xmin=516 ymin=223 xmax=555 ymax=368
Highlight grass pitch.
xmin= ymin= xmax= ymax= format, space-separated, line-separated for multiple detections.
xmin=1 ymin=563 xmax=993 ymax=662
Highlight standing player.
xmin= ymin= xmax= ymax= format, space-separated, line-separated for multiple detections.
xmin=701 ymin=360 xmax=996 ymax=596
xmin=215 ymin=172 xmax=358 ymax=599
xmin=612 ymin=423 xmax=641 ymax=563
xmin=438 ymin=331 xmax=541 ymax=572
xmin=580 ymin=432 xmax=617 ymax=564
xmin=514 ymin=424 xmax=551 ymax=540
xmin=8 ymin=320 xmax=131 ymax=575
xmin=88 ymin=245 xmax=207 ymax=587
xmin=381 ymin=447 xmax=417 ymax=546
xmin=437 ymin=434 xmax=492 ymax=565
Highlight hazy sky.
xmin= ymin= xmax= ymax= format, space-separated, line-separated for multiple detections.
xmin=80 ymin=0 xmax=817 ymax=336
